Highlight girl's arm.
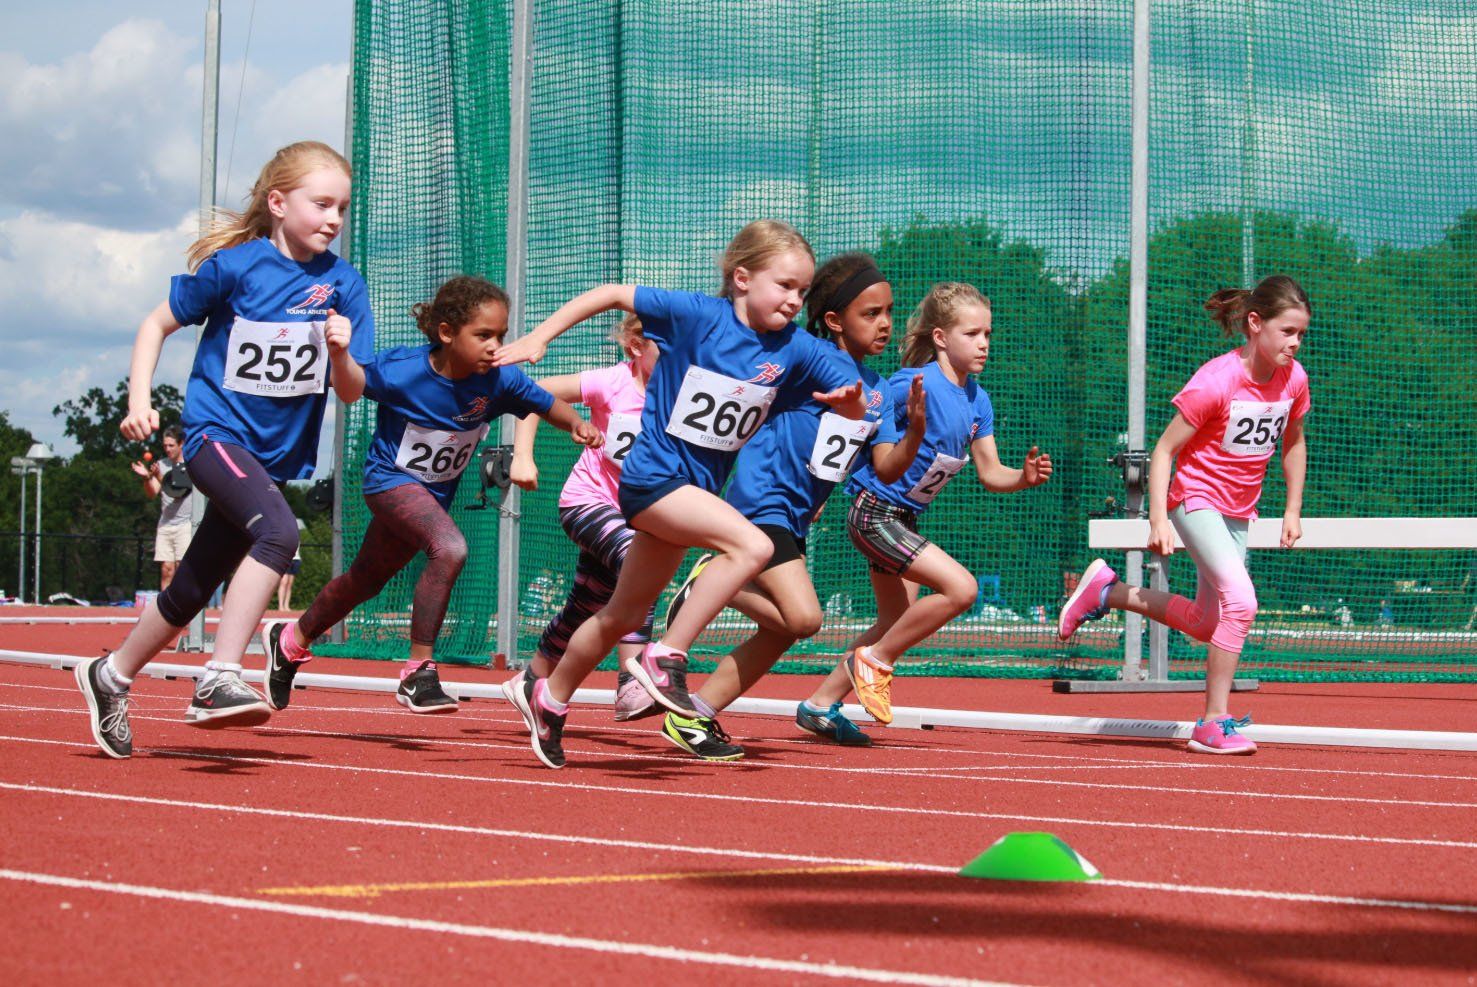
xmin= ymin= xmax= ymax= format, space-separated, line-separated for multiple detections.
xmin=540 ymin=397 xmax=604 ymax=450
xmin=510 ymin=373 xmax=584 ymax=491
xmin=1146 ymin=413 xmax=1199 ymax=556
xmin=870 ymin=374 xmax=926 ymax=484
xmin=493 ymin=285 xmax=637 ymax=367
xmin=969 ymin=435 xmax=1053 ymax=493
xmin=121 ymin=301 xmax=185 ymax=441
xmin=325 ymin=309 xmax=365 ymax=403
xmin=1279 ymin=416 xmax=1307 ymax=548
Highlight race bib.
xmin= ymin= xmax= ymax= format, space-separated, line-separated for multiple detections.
xmin=665 ymin=367 xmax=775 ymax=452
xmin=395 ymin=423 xmax=485 ymax=483
xmin=905 ymin=451 xmax=966 ymax=505
xmin=807 ymin=413 xmax=878 ymax=483
xmin=602 ymin=411 xmax=642 ymax=467
xmin=223 ymin=319 xmax=327 ymax=397
xmin=1222 ymin=399 xmax=1292 ymax=458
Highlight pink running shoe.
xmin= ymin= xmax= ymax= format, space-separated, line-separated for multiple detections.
xmin=1058 ymin=558 xmax=1118 ymax=641
xmin=1188 ymin=714 xmax=1258 ymax=755
xmin=612 ymin=669 xmax=658 ymax=722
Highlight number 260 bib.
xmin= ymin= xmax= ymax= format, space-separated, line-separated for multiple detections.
xmin=223 ymin=319 xmax=328 ymax=398
xmin=665 ymin=367 xmax=776 ymax=452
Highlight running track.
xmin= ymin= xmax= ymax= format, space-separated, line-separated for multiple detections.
xmin=1 ymin=629 xmax=1474 ymax=984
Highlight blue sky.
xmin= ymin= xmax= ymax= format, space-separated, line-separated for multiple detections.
xmin=0 ymin=1 xmax=351 ymax=462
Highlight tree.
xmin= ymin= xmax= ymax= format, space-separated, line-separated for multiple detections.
xmin=53 ymin=380 xmax=184 ymax=462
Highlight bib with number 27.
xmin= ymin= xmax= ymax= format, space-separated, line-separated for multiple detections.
xmin=808 ymin=413 xmax=878 ymax=483
xmin=665 ymin=366 xmax=776 ymax=452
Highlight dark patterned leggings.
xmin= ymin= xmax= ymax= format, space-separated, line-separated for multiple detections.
xmin=536 ymin=501 xmax=655 ymax=662
xmin=298 ymin=483 xmax=467 ymax=647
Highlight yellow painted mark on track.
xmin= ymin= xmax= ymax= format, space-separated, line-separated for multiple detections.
xmin=260 ymin=864 xmax=897 ymax=899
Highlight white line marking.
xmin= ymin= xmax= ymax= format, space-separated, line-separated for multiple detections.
xmin=0 ymin=868 xmax=1022 ymax=987
xmin=5 ymin=783 xmax=1475 ymax=916
xmin=2 ymin=733 xmax=1473 ymax=851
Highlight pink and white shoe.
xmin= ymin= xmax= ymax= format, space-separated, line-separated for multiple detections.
xmin=1058 ymin=559 xmax=1118 ymax=641
xmin=1188 ymin=714 xmax=1258 ymax=755
xmin=613 ymin=670 xmax=658 ymax=722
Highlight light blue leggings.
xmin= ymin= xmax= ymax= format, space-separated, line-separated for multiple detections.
xmin=1164 ymin=506 xmax=1256 ymax=653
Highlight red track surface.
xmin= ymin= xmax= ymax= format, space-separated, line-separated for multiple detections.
xmin=2 ymin=616 xmax=1475 ymax=985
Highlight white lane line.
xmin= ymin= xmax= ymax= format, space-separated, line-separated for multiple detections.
xmin=0 ymin=868 xmax=1021 ymax=987
xmin=4 ymin=701 xmax=1472 ymax=807
xmin=1 ymin=733 xmax=1473 ymax=852
xmin=9 ymin=679 xmax=1476 ymax=783
xmin=5 ymin=783 xmax=1476 ymax=916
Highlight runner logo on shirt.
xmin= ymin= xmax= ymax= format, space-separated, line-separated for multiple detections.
xmin=287 ymin=283 xmax=335 ymax=316
xmin=867 ymin=389 xmax=883 ymax=411
xmin=453 ymin=396 xmax=491 ymax=425
xmin=747 ymin=363 xmax=784 ymax=385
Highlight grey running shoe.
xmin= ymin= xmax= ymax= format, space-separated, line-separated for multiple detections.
xmin=75 ymin=657 xmax=132 ymax=759
xmin=397 ymin=662 xmax=459 ymax=714
xmin=184 ymin=670 xmax=272 ymax=728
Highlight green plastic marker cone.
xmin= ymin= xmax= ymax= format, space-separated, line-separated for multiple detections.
xmin=959 ymin=832 xmax=1102 ymax=882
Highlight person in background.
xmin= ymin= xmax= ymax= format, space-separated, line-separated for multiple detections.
xmin=131 ymin=425 xmax=192 ymax=590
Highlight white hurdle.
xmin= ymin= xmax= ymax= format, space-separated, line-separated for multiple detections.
xmin=1061 ymin=517 xmax=1477 ymax=693
xmin=3 ymin=648 xmax=1475 ymax=752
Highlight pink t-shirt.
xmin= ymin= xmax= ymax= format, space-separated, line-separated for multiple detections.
xmin=558 ymin=360 xmax=647 ymax=509
xmin=1168 ymin=349 xmax=1310 ymax=519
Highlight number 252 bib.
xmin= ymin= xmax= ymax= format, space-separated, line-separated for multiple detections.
xmin=223 ymin=319 xmax=328 ymax=398
xmin=665 ymin=367 xmax=776 ymax=452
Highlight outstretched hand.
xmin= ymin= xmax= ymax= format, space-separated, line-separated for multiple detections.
xmin=1021 ymin=445 xmax=1053 ymax=486
xmin=492 ymin=335 xmax=547 ymax=367
xmin=813 ymin=379 xmax=866 ymax=419
xmin=129 ymin=460 xmax=151 ymax=478
xmin=905 ymin=374 xmax=927 ymax=426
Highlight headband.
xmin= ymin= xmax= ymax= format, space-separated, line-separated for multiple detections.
xmin=821 ymin=265 xmax=888 ymax=321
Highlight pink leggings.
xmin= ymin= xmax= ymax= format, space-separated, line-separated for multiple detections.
xmin=1161 ymin=507 xmax=1257 ymax=653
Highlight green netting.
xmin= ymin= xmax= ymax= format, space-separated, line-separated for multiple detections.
xmin=341 ymin=0 xmax=1476 ymax=683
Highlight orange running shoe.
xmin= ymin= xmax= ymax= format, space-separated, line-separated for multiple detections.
xmin=845 ymin=649 xmax=894 ymax=725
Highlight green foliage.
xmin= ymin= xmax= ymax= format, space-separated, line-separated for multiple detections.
xmin=53 ymin=380 xmax=183 ymax=462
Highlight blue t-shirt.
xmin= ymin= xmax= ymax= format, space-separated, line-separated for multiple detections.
xmin=849 ymin=362 xmax=994 ymax=513
xmin=361 ymin=344 xmax=554 ymax=507
xmin=170 ymin=237 xmax=375 ymax=481
xmin=621 ymin=287 xmax=857 ymax=495
xmin=724 ymin=348 xmax=899 ymax=537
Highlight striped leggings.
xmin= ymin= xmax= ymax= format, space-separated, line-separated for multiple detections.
xmin=536 ymin=501 xmax=655 ymax=662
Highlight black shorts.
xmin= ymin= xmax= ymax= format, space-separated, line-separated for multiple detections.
xmin=757 ymin=524 xmax=806 ymax=571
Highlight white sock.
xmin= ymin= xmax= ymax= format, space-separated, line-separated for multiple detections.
xmin=201 ymin=661 xmax=243 ymax=684
xmin=97 ymin=655 xmax=132 ymax=694
xmin=859 ymin=646 xmax=894 ymax=672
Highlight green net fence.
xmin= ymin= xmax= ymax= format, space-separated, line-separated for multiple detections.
xmin=333 ymin=0 xmax=1476 ymax=683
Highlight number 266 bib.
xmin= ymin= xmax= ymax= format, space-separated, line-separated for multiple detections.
xmin=665 ymin=367 xmax=776 ymax=452
xmin=223 ymin=319 xmax=328 ymax=398
xmin=395 ymin=423 xmax=485 ymax=483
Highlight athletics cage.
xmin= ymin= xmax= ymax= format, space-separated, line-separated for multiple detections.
xmin=322 ymin=0 xmax=1477 ymax=686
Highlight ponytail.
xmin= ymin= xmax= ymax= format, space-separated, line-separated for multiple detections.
xmin=1204 ymin=275 xmax=1310 ymax=338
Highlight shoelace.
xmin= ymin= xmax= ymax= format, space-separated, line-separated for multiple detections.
xmin=99 ymin=694 xmax=131 ymax=742
xmin=705 ymin=717 xmax=732 ymax=744
xmin=1218 ymin=714 xmax=1253 ymax=736
xmin=197 ymin=673 xmax=254 ymax=701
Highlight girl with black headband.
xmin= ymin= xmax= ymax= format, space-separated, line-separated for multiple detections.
xmin=657 ymin=253 xmax=927 ymax=758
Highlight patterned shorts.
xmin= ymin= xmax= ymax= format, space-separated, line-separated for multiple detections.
xmin=846 ymin=491 xmax=931 ymax=576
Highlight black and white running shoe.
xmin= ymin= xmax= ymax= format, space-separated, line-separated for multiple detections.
xmin=623 ymin=644 xmax=699 ymax=717
xmin=262 ymin=620 xmax=306 ymax=711
xmin=505 ymin=670 xmax=567 ymax=769
xmin=661 ymin=712 xmax=744 ymax=761
xmin=75 ymin=657 xmax=132 ymax=759
xmin=396 ymin=662 xmax=459 ymax=714
xmin=663 ymin=552 xmax=715 ymax=632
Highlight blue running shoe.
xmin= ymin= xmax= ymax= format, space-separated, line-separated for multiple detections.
xmin=795 ymin=701 xmax=872 ymax=747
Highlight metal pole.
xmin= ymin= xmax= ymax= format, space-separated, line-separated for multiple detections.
xmin=1123 ymin=0 xmax=1151 ymax=682
xmin=185 ymin=0 xmax=221 ymax=651
xmin=1240 ymin=0 xmax=1256 ymax=287
xmin=330 ymin=15 xmax=356 ymax=644
xmin=33 ymin=467 xmax=42 ymax=605
xmin=497 ymin=0 xmax=533 ymax=664
xmin=16 ymin=470 xmax=26 ymax=604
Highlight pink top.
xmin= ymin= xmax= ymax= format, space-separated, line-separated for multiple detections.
xmin=558 ymin=360 xmax=647 ymax=509
xmin=1168 ymin=349 xmax=1310 ymax=519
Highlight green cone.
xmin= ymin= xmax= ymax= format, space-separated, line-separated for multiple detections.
xmin=959 ymin=832 xmax=1102 ymax=882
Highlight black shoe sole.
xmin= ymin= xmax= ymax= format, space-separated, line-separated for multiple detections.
xmin=660 ymin=726 xmax=745 ymax=762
